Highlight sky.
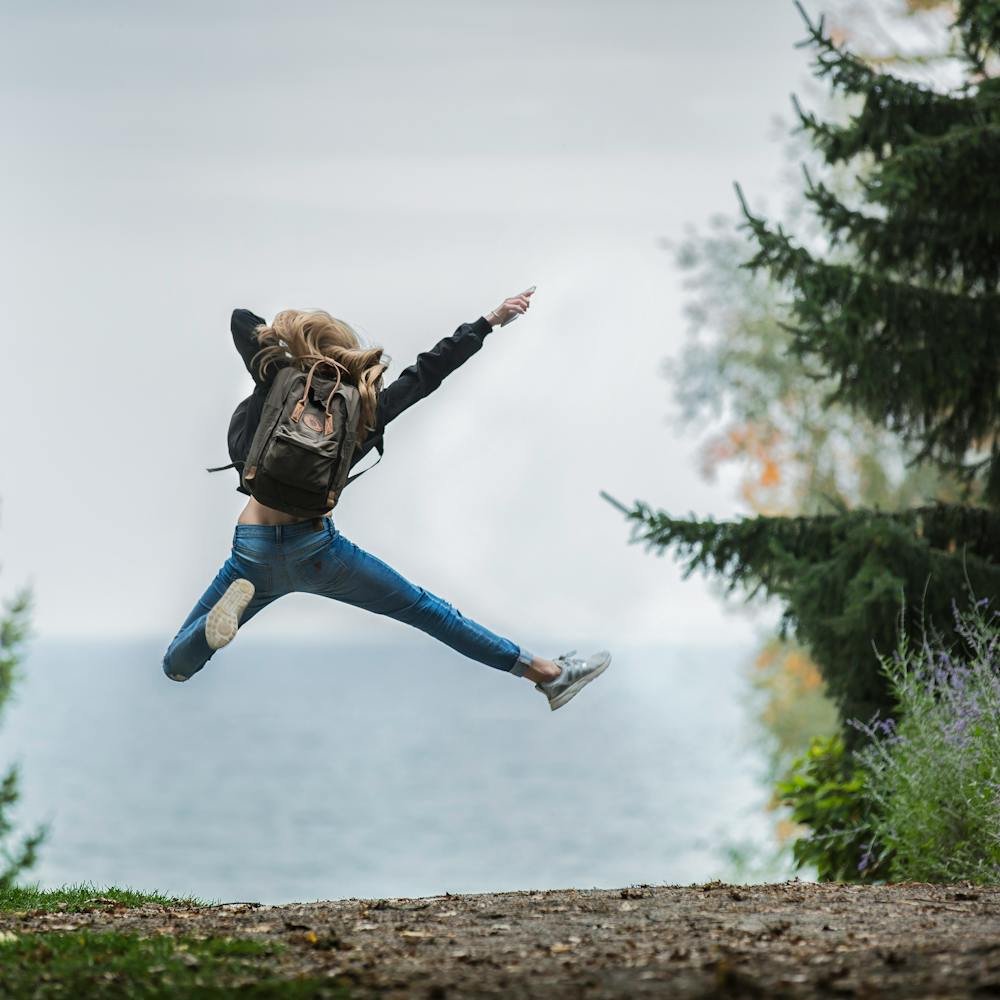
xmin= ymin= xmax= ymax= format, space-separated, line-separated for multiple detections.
xmin=2 ymin=0 xmax=818 ymax=650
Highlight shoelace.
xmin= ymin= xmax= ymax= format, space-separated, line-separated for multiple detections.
xmin=553 ymin=649 xmax=583 ymax=672
xmin=538 ymin=650 xmax=579 ymax=692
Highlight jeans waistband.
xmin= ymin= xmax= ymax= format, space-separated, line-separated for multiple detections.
xmin=233 ymin=516 xmax=333 ymax=542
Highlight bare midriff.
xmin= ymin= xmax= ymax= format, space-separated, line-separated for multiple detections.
xmin=237 ymin=497 xmax=320 ymax=526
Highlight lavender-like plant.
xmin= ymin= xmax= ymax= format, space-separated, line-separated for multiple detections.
xmin=855 ymin=596 xmax=1000 ymax=883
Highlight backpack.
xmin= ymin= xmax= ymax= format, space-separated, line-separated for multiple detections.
xmin=210 ymin=356 xmax=382 ymax=516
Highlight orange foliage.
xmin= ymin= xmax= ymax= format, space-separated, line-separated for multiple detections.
xmin=753 ymin=642 xmax=832 ymax=747
xmin=760 ymin=459 xmax=781 ymax=488
xmin=774 ymin=818 xmax=803 ymax=845
xmin=754 ymin=646 xmax=778 ymax=671
xmin=785 ymin=652 xmax=824 ymax=692
xmin=700 ymin=421 xmax=786 ymax=513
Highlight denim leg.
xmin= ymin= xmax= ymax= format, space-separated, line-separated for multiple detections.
xmin=305 ymin=531 xmax=532 ymax=675
xmin=162 ymin=554 xmax=277 ymax=682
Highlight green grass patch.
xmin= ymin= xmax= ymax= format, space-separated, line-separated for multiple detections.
xmin=0 ymin=883 xmax=206 ymax=913
xmin=0 ymin=931 xmax=349 ymax=997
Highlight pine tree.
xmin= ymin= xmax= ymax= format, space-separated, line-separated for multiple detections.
xmin=607 ymin=1 xmax=1000 ymax=737
xmin=0 ymin=583 xmax=43 ymax=889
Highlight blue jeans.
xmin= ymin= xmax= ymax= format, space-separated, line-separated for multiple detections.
xmin=162 ymin=517 xmax=534 ymax=682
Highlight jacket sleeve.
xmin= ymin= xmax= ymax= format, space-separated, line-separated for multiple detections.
xmin=230 ymin=308 xmax=270 ymax=384
xmin=378 ymin=315 xmax=494 ymax=426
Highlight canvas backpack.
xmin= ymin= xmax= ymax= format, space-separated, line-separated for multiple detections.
xmin=210 ymin=356 xmax=382 ymax=517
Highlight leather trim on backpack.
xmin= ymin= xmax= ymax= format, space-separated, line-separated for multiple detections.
xmin=225 ymin=355 xmax=380 ymax=516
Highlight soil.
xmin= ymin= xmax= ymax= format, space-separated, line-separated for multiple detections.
xmin=5 ymin=881 xmax=1000 ymax=997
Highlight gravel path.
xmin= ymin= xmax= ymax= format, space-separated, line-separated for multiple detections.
xmin=5 ymin=881 xmax=1000 ymax=997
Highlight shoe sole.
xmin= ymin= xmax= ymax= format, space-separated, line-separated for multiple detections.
xmin=549 ymin=651 xmax=612 ymax=711
xmin=205 ymin=578 xmax=255 ymax=650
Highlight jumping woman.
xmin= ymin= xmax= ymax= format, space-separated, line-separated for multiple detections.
xmin=161 ymin=287 xmax=612 ymax=710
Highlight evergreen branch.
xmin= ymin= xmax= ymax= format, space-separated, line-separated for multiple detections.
xmin=869 ymin=121 xmax=1000 ymax=221
xmin=736 ymin=213 xmax=999 ymax=477
xmin=955 ymin=0 xmax=999 ymax=76
xmin=0 ymin=765 xmax=43 ymax=890
xmin=607 ymin=498 xmax=1000 ymax=733
xmin=802 ymin=173 xmax=1000 ymax=289
xmin=0 ymin=767 xmax=18 ymax=841
xmin=598 ymin=490 xmax=632 ymax=515
xmin=0 ymin=825 xmax=45 ymax=893
xmin=794 ymin=0 xmax=946 ymax=100
xmin=612 ymin=501 xmax=1000 ymax=579
xmin=0 ymin=569 xmax=39 ymax=887
xmin=0 ymin=588 xmax=30 ymax=719
xmin=790 ymin=2 xmax=976 ymax=166
xmin=791 ymin=93 xmax=844 ymax=154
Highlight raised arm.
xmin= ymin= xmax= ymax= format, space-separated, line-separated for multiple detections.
xmin=379 ymin=288 xmax=534 ymax=426
xmin=379 ymin=316 xmax=492 ymax=425
xmin=230 ymin=308 xmax=269 ymax=384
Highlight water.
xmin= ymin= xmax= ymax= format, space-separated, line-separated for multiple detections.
xmin=1 ymin=637 xmax=769 ymax=904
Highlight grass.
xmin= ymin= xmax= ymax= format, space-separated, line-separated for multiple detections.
xmin=0 ymin=882 xmax=206 ymax=913
xmin=0 ymin=931 xmax=350 ymax=998
xmin=0 ymin=885 xmax=353 ymax=996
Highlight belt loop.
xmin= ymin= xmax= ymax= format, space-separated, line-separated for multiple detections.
xmin=275 ymin=524 xmax=283 ymax=543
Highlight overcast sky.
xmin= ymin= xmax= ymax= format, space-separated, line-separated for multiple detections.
xmin=2 ymin=1 xmax=816 ymax=651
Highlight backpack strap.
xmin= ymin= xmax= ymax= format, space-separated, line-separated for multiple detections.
xmin=345 ymin=437 xmax=383 ymax=484
xmin=206 ymin=460 xmax=244 ymax=473
xmin=325 ymin=438 xmax=384 ymax=509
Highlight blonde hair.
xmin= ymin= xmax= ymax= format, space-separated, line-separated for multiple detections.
xmin=251 ymin=309 xmax=389 ymax=444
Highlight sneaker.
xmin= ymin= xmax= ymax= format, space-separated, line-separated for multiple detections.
xmin=535 ymin=649 xmax=612 ymax=711
xmin=205 ymin=578 xmax=255 ymax=650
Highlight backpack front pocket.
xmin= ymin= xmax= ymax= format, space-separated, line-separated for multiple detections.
xmin=265 ymin=427 xmax=337 ymax=493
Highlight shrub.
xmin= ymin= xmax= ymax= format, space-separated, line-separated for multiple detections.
xmin=777 ymin=733 xmax=890 ymax=882
xmin=855 ymin=598 xmax=1000 ymax=883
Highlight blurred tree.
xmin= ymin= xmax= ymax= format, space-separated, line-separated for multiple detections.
xmin=0 ymin=578 xmax=43 ymax=889
xmin=609 ymin=0 xmax=1000 ymax=742
xmin=665 ymin=0 xmax=971 ymax=778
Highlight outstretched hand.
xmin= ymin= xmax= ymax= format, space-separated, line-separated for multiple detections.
xmin=485 ymin=286 xmax=535 ymax=328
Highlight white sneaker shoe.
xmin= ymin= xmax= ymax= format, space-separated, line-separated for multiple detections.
xmin=535 ymin=649 xmax=612 ymax=711
xmin=205 ymin=579 xmax=255 ymax=650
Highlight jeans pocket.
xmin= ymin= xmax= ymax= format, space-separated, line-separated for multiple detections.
xmin=231 ymin=546 xmax=273 ymax=593
xmin=292 ymin=535 xmax=350 ymax=594
xmin=329 ymin=534 xmax=355 ymax=575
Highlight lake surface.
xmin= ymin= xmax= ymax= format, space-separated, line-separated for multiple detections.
xmin=1 ymin=637 xmax=772 ymax=905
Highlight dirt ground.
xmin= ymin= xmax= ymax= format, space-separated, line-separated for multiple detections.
xmin=5 ymin=881 xmax=1000 ymax=997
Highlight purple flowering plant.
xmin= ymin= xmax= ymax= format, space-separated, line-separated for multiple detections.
xmin=853 ymin=593 xmax=1000 ymax=883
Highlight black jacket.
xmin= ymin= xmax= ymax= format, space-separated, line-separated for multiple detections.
xmin=225 ymin=308 xmax=495 ymax=495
